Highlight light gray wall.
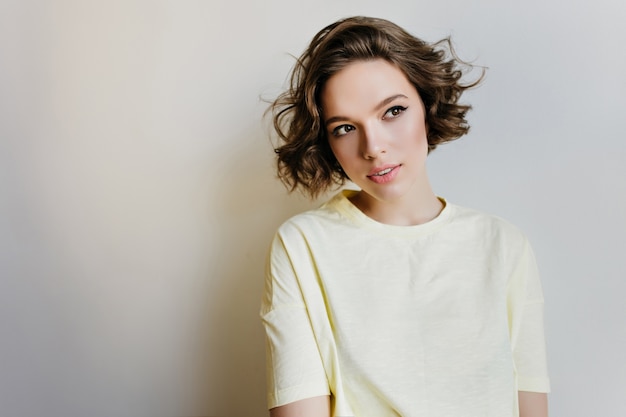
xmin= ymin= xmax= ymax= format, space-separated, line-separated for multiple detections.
xmin=1 ymin=0 xmax=624 ymax=416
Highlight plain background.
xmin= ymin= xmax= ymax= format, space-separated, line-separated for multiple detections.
xmin=1 ymin=0 xmax=624 ymax=416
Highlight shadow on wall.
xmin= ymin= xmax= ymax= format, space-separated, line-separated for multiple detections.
xmin=196 ymin=121 xmax=321 ymax=416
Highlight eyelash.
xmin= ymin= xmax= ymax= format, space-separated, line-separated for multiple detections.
xmin=332 ymin=125 xmax=355 ymax=137
xmin=384 ymin=105 xmax=408 ymax=119
xmin=330 ymin=105 xmax=408 ymax=137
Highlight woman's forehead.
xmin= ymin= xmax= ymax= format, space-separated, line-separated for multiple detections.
xmin=321 ymin=60 xmax=417 ymax=114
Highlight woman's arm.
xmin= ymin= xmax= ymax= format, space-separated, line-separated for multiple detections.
xmin=518 ymin=391 xmax=548 ymax=417
xmin=269 ymin=395 xmax=331 ymax=417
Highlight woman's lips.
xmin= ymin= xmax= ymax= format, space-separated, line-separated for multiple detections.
xmin=367 ymin=164 xmax=401 ymax=184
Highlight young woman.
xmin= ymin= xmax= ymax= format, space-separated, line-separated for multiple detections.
xmin=261 ymin=16 xmax=550 ymax=417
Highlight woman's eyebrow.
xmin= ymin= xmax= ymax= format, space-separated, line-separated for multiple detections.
xmin=374 ymin=94 xmax=408 ymax=111
xmin=324 ymin=94 xmax=409 ymax=127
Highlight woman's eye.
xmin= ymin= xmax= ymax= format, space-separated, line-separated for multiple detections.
xmin=384 ymin=105 xmax=408 ymax=119
xmin=332 ymin=125 xmax=355 ymax=137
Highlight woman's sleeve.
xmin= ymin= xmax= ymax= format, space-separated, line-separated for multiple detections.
xmin=507 ymin=239 xmax=551 ymax=393
xmin=260 ymin=231 xmax=330 ymax=409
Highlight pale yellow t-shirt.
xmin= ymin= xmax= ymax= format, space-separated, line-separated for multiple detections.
xmin=261 ymin=190 xmax=550 ymax=417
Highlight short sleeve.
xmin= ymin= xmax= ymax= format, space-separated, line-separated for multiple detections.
xmin=507 ymin=239 xmax=551 ymax=393
xmin=260 ymin=232 xmax=330 ymax=408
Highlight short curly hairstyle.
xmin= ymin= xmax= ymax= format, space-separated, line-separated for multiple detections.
xmin=270 ymin=16 xmax=484 ymax=198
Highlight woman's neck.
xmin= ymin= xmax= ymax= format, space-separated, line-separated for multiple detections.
xmin=349 ymin=188 xmax=444 ymax=226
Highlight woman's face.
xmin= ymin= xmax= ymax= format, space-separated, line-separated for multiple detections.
xmin=321 ymin=59 xmax=430 ymax=207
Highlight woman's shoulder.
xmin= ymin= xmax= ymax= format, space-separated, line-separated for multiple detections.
xmin=447 ymin=202 xmax=529 ymax=244
xmin=275 ymin=191 xmax=354 ymax=236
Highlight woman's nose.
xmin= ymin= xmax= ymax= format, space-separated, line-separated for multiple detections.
xmin=361 ymin=126 xmax=386 ymax=159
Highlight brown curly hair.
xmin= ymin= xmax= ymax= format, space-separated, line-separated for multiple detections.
xmin=270 ymin=16 xmax=484 ymax=198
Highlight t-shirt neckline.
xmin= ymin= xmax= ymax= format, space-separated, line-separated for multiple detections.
xmin=326 ymin=189 xmax=454 ymax=237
